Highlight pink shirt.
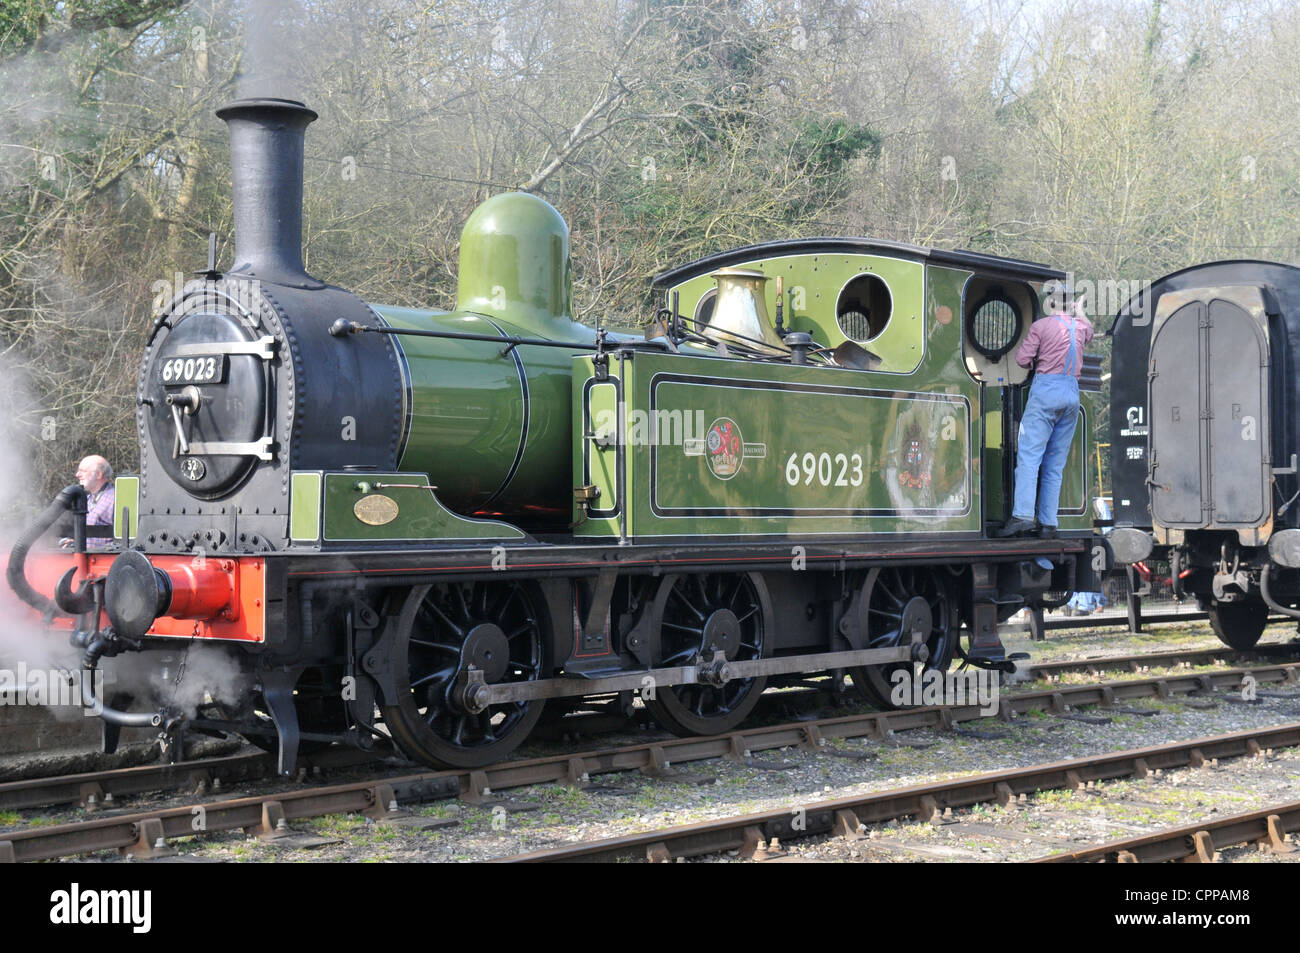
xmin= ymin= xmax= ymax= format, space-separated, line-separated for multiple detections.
xmin=1015 ymin=311 xmax=1094 ymax=377
xmin=86 ymin=484 xmax=115 ymax=550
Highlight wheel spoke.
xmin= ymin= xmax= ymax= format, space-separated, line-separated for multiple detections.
xmin=868 ymin=628 xmax=902 ymax=648
xmin=424 ymin=600 xmax=465 ymax=639
xmin=477 ymin=711 xmax=497 ymax=743
xmin=410 ymin=638 xmax=457 ymax=653
xmin=452 ymin=585 xmax=473 ymax=623
xmin=669 ymin=583 xmax=707 ymax=622
xmin=412 ymin=666 xmax=455 ymax=689
xmin=876 ymin=579 xmax=904 ymax=608
xmin=493 ymin=585 xmax=520 ymax=620
xmin=734 ymin=606 xmax=759 ymax=624
xmin=390 ymin=582 xmax=549 ymax=765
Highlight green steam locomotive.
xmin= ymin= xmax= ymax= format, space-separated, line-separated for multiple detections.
xmin=6 ymin=98 xmax=1105 ymax=772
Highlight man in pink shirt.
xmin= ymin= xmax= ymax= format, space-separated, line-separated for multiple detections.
xmin=996 ymin=282 xmax=1094 ymax=538
xmin=61 ymin=455 xmax=116 ymax=550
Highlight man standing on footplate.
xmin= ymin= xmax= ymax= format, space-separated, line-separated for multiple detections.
xmin=997 ymin=281 xmax=1094 ymax=538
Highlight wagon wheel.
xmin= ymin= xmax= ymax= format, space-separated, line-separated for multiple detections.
xmin=643 ymin=572 xmax=771 ymax=737
xmin=1207 ymin=599 xmax=1268 ymax=651
xmin=380 ymin=581 xmax=548 ymax=768
xmin=848 ymin=566 xmax=958 ymax=708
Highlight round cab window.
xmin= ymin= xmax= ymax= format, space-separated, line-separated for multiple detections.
xmin=968 ymin=294 xmax=1021 ymax=359
xmin=836 ymin=274 xmax=892 ymax=342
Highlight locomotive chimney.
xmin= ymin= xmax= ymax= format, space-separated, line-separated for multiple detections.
xmin=215 ymin=98 xmax=322 ymax=289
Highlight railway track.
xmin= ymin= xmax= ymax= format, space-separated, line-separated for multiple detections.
xmin=1021 ymin=642 xmax=1300 ymax=680
xmin=0 ymin=648 xmax=1296 ymax=817
xmin=2 ymin=662 xmax=1298 ymax=862
xmin=1036 ymin=800 xmax=1300 ymax=863
xmin=493 ymin=724 xmax=1300 ymax=863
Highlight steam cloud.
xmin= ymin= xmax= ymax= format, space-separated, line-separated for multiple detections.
xmin=240 ymin=0 xmax=309 ymax=101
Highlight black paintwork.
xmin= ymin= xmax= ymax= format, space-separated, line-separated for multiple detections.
xmin=215 ymin=99 xmax=322 ymax=290
xmin=1109 ymin=260 xmax=1300 ymax=530
xmin=136 ymin=97 xmax=404 ymax=553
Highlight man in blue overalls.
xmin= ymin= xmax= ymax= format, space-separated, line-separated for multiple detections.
xmin=996 ymin=282 xmax=1094 ymax=538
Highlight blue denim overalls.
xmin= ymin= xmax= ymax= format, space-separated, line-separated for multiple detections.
xmin=1012 ymin=313 xmax=1080 ymax=527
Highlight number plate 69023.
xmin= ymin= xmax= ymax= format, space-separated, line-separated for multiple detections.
xmin=160 ymin=354 xmax=225 ymax=385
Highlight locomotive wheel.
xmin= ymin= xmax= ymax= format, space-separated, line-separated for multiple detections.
xmin=848 ymin=567 xmax=958 ymax=709
xmin=643 ymin=572 xmax=771 ymax=737
xmin=1207 ymin=600 xmax=1268 ymax=651
xmin=380 ymin=581 xmax=548 ymax=769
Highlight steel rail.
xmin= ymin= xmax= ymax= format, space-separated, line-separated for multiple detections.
xmin=0 ymin=744 xmax=384 ymax=813
xmin=1035 ymin=800 xmax=1300 ymax=863
xmin=2 ymin=665 xmax=1298 ymax=862
xmin=1022 ymin=642 xmax=1300 ymax=679
xmin=494 ymin=723 xmax=1300 ymax=863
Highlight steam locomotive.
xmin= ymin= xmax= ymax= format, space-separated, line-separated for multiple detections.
xmin=6 ymin=99 xmax=1105 ymax=773
xmin=1109 ymin=260 xmax=1300 ymax=648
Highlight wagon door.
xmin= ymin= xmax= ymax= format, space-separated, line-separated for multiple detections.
xmin=1148 ymin=287 xmax=1272 ymax=542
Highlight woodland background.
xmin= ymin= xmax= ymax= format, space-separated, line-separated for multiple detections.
xmin=2 ymin=0 xmax=1296 ymax=513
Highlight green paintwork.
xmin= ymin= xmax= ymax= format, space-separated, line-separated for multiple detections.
xmin=574 ymin=250 xmax=986 ymax=539
xmin=585 ymin=380 xmax=620 ymax=512
xmin=290 ymin=471 xmax=322 ymax=542
xmin=321 ymin=473 xmax=524 ymax=542
xmin=665 ymin=253 xmax=926 ymax=373
xmin=573 ymin=350 xmax=976 ymax=538
xmin=353 ymin=192 xmax=1097 ymax=544
xmin=573 ymin=249 xmax=1098 ymax=539
xmin=113 ymin=476 xmax=139 ymax=540
xmin=365 ymin=193 xmax=628 ymax=522
xmin=456 ymin=192 xmax=579 ymax=339
xmin=1060 ymin=407 xmax=1089 ymax=520
xmin=930 ymin=263 xmax=1092 ymax=531
xmin=658 ymin=376 xmax=968 ymax=509
xmin=371 ymin=304 xmax=584 ymax=520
